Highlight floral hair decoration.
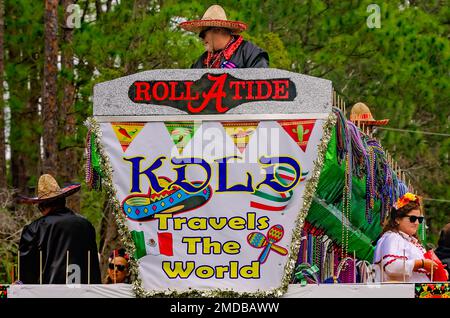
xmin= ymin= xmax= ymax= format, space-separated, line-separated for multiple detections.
xmin=393 ymin=192 xmax=420 ymax=210
xmin=109 ymin=248 xmax=130 ymax=262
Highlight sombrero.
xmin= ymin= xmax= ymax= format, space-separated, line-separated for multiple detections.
xmin=122 ymin=176 xmax=212 ymax=222
xmin=17 ymin=174 xmax=81 ymax=204
xmin=350 ymin=102 xmax=389 ymax=126
xmin=179 ymin=5 xmax=247 ymax=34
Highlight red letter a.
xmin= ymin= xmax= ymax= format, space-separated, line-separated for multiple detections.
xmin=188 ymin=74 xmax=228 ymax=113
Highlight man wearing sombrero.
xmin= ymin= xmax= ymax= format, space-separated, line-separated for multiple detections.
xmin=180 ymin=5 xmax=269 ymax=69
xmin=17 ymin=174 xmax=101 ymax=284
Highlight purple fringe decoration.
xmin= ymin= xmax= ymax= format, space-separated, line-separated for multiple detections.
xmin=398 ymin=181 xmax=409 ymax=197
xmin=333 ymin=107 xmax=404 ymax=225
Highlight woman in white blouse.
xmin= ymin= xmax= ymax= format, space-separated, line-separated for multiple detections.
xmin=373 ymin=193 xmax=438 ymax=282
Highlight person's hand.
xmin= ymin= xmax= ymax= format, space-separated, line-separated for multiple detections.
xmin=422 ymin=259 xmax=439 ymax=273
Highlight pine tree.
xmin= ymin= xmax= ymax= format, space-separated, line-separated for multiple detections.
xmin=42 ymin=0 xmax=59 ymax=174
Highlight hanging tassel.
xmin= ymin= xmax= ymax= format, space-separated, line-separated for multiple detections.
xmin=337 ymin=256 xmax=354 ymax=283
xmin=333 ymin=107 xmax=408 ymax=225
xmin=85 ymin=129 xmax=94 ymax=187
xmin=307 ymin=233 xmax=313 ymax=265
xmin=85 ymin=128 xmax=103 ymax=190
xmin=294 ymin=263 xmax=320 ymax=286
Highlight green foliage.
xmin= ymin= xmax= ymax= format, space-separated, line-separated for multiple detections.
xmin=244 ymin=32 xmax=291 ymax=69
xmin=79 ymin=182 xmax=107 ymax=242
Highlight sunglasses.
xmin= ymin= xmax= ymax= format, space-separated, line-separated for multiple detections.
xmin=404 ymin=215 xmax=424 ymax=224
xmin=109 ymin=263 xmax=126 ymax=271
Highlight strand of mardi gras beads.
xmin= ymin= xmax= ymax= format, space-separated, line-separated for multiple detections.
xmin=342 ymin=153 xmax=351 ymax=259
xmin=312 ymin=235 xmax=317 ymax=276
xmin=317 ymin=235 xmax=323 ymax=280
xmin=85 ymin=130 xmax=93 ymax=186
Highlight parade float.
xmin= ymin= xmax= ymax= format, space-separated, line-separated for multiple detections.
xmin=83 ymin=67 xmax=426 ymax=296
xmin=7 ymin=68 xmax=447 ymax=299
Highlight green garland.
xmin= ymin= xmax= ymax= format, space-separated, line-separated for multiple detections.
xmin=85 ymin=113 xmax=336 ymax=298
xmin=85 ymin=118 xmax=141 ymax=297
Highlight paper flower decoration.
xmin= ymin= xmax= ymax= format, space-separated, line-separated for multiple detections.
xmin=394 ymin=192 xmax=420 ymax=210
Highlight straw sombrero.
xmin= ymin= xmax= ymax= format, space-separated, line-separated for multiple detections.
xmin=122 ymin=176 xmax=212 ymax=222
xmin=179 ymin=5 xmax=247 ymax=34
xmin=350 ymin=102 xmax=389 ymax=126
xmin=17 ymin=174 xmax=81 ymax=204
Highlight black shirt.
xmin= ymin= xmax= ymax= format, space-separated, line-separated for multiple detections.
xmin=19 ymin=207 xmax=101 ymax=284
xmin=191 ymin=39 xmax=269 ymax=69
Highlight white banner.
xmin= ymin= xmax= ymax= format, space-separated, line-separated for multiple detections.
xmin=98 ymin=118 xmax=326 ymax=293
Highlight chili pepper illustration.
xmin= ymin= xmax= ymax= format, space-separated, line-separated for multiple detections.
xmin=118 ymin=126 xmax=132 ymax=139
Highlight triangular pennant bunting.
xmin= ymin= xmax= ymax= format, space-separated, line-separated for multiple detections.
xmin=277 ymin=120 xmax=316 ymax=152
xmin=222 ymin=121 xmax=259 ymax=154
xmin=111 ymin=122 xmax=145 ymax=152
xmin=164 ymin=122 xmax=199 ymax=155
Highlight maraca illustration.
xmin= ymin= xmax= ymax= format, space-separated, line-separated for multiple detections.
xmin=247 ymin=224 xmax=288 ymax=264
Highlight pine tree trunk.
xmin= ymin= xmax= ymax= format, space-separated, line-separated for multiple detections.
xmin=95 ymin=0 xmax=102 ymax=19
xmin=0 ymin=0 xmax=7 ymax=192
xmin=8 ymin=56 xmax=40 ymax=195
xmin=42 ymin=0 xmax=59 ymax=174
xmin=124 ymin=0 xmax=150 ymax=74
xmin=59 ymin=0 xmax=79 ymax=211
xmin=98 ymin=198 xmax=119 ymax=280
xmin=106 ymin=0 xmax=113 ymax=12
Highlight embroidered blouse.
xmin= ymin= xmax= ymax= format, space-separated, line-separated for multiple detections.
xmin=372 ymin=231 xmax=430 ymax=283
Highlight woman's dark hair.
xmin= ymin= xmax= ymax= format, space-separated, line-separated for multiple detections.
xmin=109 ymin=248 xmax=129 ymax=262
xmin=381 ymin=201 xmax=421 ymax=237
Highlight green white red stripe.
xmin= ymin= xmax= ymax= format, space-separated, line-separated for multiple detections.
xmin=250 ymin=166 xmax=307 ymax=212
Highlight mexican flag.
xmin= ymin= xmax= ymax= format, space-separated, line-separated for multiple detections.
xmin=131 ymin=230 xmax=173 ymax=259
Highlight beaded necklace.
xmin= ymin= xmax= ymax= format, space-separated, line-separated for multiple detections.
xmin=314 ymin=235 xmax=321 ymax=279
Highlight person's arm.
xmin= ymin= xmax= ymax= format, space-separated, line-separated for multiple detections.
xmin=246 ymin=50 xmax=269 ymax=68
xmin=248 ymin=52 xmax=269 ymax=68
xmin=383 ymin=255 xmax=415 ymax=280
xmin=191 ymin=53 xmax=207 ymax=69
xmin=413 ymin=259 xmax=439 ymax=272
xmin=376 ymin=233 xmax=415 ymax=280
xmin=241 ymin=42 xmax=269 ymax=68
xmin=19 ymin=223 xmax=39 ymax=284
